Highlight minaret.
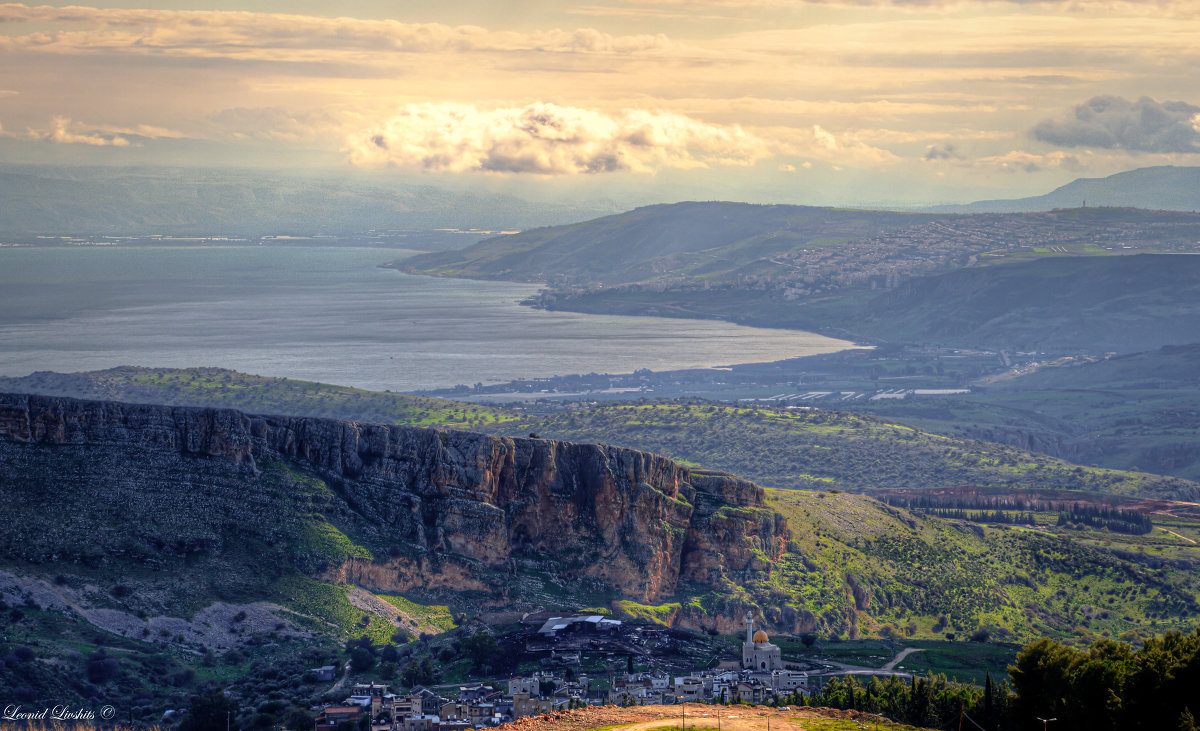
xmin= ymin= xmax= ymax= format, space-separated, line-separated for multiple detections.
xmin=745 ymin=611 xmax=754 ymax=644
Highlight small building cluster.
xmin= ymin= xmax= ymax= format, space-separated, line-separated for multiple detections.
xmin=313 ymin=614 xmax=811 ymax=731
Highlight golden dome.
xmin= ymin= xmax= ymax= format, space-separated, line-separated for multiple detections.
xmin=753 ymin=630 xmax=769 ymax=643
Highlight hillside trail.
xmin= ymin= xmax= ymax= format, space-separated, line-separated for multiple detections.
xmin=1159 ymin=527 xmax=1197 ymax=545
xmin=328 ymin=660 xmax=351 ymax=695
xmin=811 ymin=645 xmax=923 ymax=674
xmin=883 ymin=647 xmax=924 ymax=671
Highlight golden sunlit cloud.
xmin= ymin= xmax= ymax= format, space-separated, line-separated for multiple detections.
xmin=18 ymin=116 xmax=132 ymax=146
xmin=1 ymin=0 xmax=1198 ymax=198
xmin=977 ymin=149 xmax=1088 ymax=172
xmin=346 ymin=102 xmax=769 ymax=174
xmin=0 ymin=4 xmax=672 ymax=60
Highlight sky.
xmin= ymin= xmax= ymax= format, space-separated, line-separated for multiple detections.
xmin=1 ymin=0 xmax=1199 ymax=206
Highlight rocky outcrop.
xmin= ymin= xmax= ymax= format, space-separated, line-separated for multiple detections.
xmin=0 ymin=392 xmax=788 ymax=605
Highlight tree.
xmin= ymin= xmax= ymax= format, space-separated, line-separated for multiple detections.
xmin=350 ymin=646 xmax=376 ymax=672
xmin=283 ymin=708 xmax=315 ymax=730
xmin=462 ymin=631 xmax=501 ymax=671
xmin=178 ymin=691 xmax=240 ymax=731
xmin=86 ymin=650 xmax=120 ymax=684
xmin=1180 ymin=708 xmax=1198 ymax=731
xmin=1009 ymin=638 xmax=1077 ymax=727
xmin=984 ymin=670 xmax=993 ymax=719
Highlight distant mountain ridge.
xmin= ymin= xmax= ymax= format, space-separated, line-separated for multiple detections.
xmin=930 ymin=166 xmax=1200 ymax=213
xmin=0 ymin=166 xmax=618 ymax=235
xmin=397 ymin=202 xmax=937 ymax=285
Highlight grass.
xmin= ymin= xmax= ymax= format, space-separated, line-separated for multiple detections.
xmin=736 ymin=490 xmax=1200 ymax=644
xmin=614 ymin=600 xmax=682 ymax=626
xmin=295 ymin=520 xmax=373 ymax=563
xmin=515 ymin=402 xmax=1192 ymax=498
xmin=0 ymin=366 xmax=517 ymax=429
xmin=378 ymin=594 xmax=458 ymax=634
xmin=898 ymin=642 xmax=1019 ymax=685
xmin=271 ymin=576 xmax=398 ymax=644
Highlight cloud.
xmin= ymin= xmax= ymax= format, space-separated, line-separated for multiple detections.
xmin=0 ymin=4 xmax=672 ymax=62
xmin=923 ymin=143 xmax=962 ymax=160
xmin=207 ymin=106 xmax=345 ymax=142
xmin=1032 ymin=96 xmax=1200 ymax=153
xmin=977 ymin=149 xmax=1086 ymax=173
xmin=592 ymin=0 xmax=1199 ymax=8
xmin=345 ymin=102 xmax=768 ymax=174
xmin=771 ymin=124 xmax=900 ymax=166
xmin=24 ymin=116 xmax=131 ymax=146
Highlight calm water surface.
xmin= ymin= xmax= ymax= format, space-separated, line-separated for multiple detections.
xmin=0 ymin=246 xmax=853 ymax=391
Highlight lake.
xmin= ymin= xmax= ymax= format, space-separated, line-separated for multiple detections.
xmin=0 ymin=246 xmax=854 ymax=392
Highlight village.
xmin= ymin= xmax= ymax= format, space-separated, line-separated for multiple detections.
xmin=311 ymin=614 xmax=902 ymax=731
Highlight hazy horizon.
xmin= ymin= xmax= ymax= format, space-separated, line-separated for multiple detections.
xmin=2 ymin=0 xmax=1199 ymax=208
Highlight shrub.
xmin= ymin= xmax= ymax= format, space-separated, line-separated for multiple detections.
xmin=349 ymin=647 xmax=375 ymax=672
xmin=86 ymin=651 xmax=120 ymax=683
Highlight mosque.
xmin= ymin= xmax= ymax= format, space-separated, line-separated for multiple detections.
xmin=741 ymin=612 xmax=783 ymax=671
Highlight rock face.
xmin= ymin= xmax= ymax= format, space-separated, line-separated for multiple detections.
xmin=0 ymin=392 xmax=788 ymax=606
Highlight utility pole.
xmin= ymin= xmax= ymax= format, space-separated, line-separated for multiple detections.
xmin=1037 ymin=717 xmax=1057 ymax=731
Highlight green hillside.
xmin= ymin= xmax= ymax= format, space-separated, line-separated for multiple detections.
xmin=3 ymin=390 xmax=1199 ymax=724
xmin=516 ymin=402 xmax=1197 ymax=500
xmin=832 ymin=344 xmax=1200 ymax=481
xmin=547 ymin=253 xmax=1200 ymax=353
xmin=5 ymin=367 xmax=1195 ymax=499
xmin=2 ymin=403 xmax=1196 ymax=650
xmin=759 ymin=490 xmax=1199 ymax=645
xmin=855 ymin=254 xmax=1200 ymax=352
xmin=0 ymin=366 xmax=516 ymax=428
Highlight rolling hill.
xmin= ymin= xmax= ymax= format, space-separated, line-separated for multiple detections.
xmin=544 ymin=253 xmax=1200 ymax=354
xmin=850 ymin=343 xmax=1200 ymax=481
xmin=397 ymin=202 xmax=937 ymax=285
xmin=852 ymin=253 xmax=1200 ymax=352
xmin=932 ymin=166 xmax=1200 ymax=214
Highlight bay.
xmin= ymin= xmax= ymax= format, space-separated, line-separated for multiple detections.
xmin=0 ymin=246 xmax=854 ymax=392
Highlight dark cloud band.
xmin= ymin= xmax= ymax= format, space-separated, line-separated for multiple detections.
xmin=1033 ymin=95 xmax=1200 ymax=153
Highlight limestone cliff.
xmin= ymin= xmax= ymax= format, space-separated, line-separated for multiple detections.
xmin=0 ymin=392 xmax=788 ymax=612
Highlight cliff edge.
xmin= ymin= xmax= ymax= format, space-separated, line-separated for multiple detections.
xmin=0 ymin=392 xmax=788 ymax=616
